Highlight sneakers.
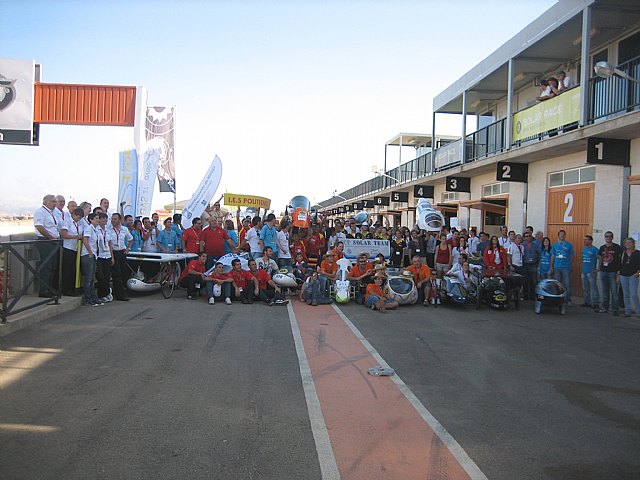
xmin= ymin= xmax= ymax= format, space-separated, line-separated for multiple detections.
xmin=275 ymin=299 xmax=289 ymax=306
xmin=306 ymin=299 xmax=312 ymax=305
xmin=423 ymin=300 xmax=430 ymax=307
xmin=225 ymin=297 xmax=232 ymax=305
xmin=187 ymin=295 xmax=196 ymax=300
xmin=311 ymin=300 xmax=318 ymax=306
xmin=85 ymin=301 xmax=100 ymax=307
xmin=596 ymin=308 xmax=608 ymax=314
xmin=268 ymin=299 xmax=275 ymax=306
xmin=208 ymin=297 xmax=215 ymax=305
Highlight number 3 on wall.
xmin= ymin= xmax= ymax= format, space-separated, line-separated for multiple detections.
xmin=563 ymin=192 xmax=574 ymax=222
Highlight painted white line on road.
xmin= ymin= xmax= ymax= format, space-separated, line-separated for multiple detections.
xmin=287 ymin=303 xmax=341 ymax=480
xmin=331 ymin=304 xmax=489 ymax=480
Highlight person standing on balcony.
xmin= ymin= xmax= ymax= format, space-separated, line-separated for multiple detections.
xmin=596 ymin=231 xmax=622 ymax=316
xmin=557 ymin=70 xmax=573 ymax=91
xmin=34 ymin=194 xmax=61 ymax=298
xmin=549 ymin=230 xmax=574 ymax=305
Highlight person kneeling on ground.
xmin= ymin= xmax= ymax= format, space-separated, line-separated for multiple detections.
xmin=365 ymin=273 xmax=399 ymax=314
xmin=179 ymin=252 xmax=207 ymax=299
xmin=248 ymin=259 xmax=289 ymax=305
xmin=300 ymin=271 xmax=333 ymax=306
xmin=228 ymin=258 xmax=257 ymax=304
xmin=206 ymin=261 xmax=236 ymax=305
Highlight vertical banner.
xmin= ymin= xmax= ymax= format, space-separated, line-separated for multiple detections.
xmin=118 ymin=149 xmax=138 ymax=217
xmin=0 ymin=58 xmax=35 ymax=145
xmin=135 ymin=148 xmax=161 ymax=218
xmin=181 ymin=156 xmax=223 ymax=222
xmin=145 ymin=106 xmax=176 ymax=193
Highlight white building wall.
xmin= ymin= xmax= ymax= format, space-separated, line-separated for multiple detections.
xmin=507 ymin=182 xmax=526 ymax=233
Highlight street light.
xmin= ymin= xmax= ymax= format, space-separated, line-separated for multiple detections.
xmin=332 ymin=190 xmax=347 ymax=201
xmin=594 ymin=61 xmax=640 ymax=84
xmin=371 ymin=164 xmax=399 ymax=184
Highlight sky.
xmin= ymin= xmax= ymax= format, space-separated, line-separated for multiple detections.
xmin=1 ymin=0 xmax=556 ymax=216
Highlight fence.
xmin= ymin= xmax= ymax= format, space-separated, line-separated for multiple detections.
xmin=0 ymin=239 xmax=62 ymax=323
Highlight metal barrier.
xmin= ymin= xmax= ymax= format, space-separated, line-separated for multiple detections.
xmin=465 ymin=118 xmax=506 ymax=163
xmin=0 ymin=239 xmax=62 ymax=323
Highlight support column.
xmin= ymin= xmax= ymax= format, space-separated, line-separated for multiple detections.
xmin=506 ymin=58 xmax=514 ymax=150
xmin=461 ymin=91 xmax=467 ymax=165
xmin=399 ymin=134 xmax=403 ymax=168
xmin=431 ymin=112 xmax=437 ymax=174
xmin=579 ymin=6 xmax=592 ymax=126
xmin=383 ymin=143 xmax=388 ymax=189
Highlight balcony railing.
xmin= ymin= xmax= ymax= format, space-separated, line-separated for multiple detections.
xmin=320 ymin=59 xmax=640 ymax=210
xmin=589 ymin=54 xmax=640 ymax=122
xmin=465 ymin=118 xmax=506 ymax=163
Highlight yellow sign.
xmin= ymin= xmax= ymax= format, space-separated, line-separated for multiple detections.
xmin=512 ymin=85 xmax=581 ymax=142
xmin=224 ymin=193 xmax=271 ymax=210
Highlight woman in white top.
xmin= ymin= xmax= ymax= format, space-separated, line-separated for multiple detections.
xmin=452 ymin=236 xmax=470 ymax=264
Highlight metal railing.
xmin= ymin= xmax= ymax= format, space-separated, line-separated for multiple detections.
xmin=589 ymin=54 xmax=640 ymax=122
xmin=465 ymin=118 xmax=506 ymax=163
xmin=1 ymin=239 xmax=62 ymax=323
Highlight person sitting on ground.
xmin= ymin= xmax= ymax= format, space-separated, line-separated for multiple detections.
xmin=228 ymin=258 xmax=257 ymax=304
xmin=318 ymin=250 xmax=339 ymax=294
xmin=300 ymin=271 xmax=333 ymax=306
xmin=206 ymin=261 xmax=235 ymax=305
xmin=248 ymin=259 xmax=288 ymax=305
xmin=365 ymin=273 xmax=399 ymax=313
xmin=404 ymin=254 xmax=432 ymax=306
xmin=256 ymin=246 xmax=279 ymax=277
xmin=179 ymin=252 xmax=207 ymax=300
xmin=292 ymin=252 xmax=312 ymax=283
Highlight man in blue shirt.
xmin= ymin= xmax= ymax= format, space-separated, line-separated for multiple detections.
xmin=157 ymin=218 xmax=179 ymax=253
xmin=549 ymin=230 xmax=574 ymax=304
xmin=171 ymin=213 xmax=184 ymax=252
xmin=259 ymin=213 xmax=279 ymax=261
xmin=580 ymin=235 xmax=599 ymax=309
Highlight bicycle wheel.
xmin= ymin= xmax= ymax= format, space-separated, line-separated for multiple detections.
xmin=161 ymin=263 xmax=176 ymax=299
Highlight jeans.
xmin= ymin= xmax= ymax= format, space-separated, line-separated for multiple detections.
xmin=206 ymin=281 xmax=231 ymax=300
xmin=599 ymin=271 xmax=619 ymax=312
xmin=581 ymin=271 xmax=599 ymax=306
xmin=303 ymin=281 xmax=332 ymax=304
xmin=277 ymin=257 xmax=292 ymax=269
xmin=619 ymin=275 xmax=640 ymax=315
xmin=524 ymin=263 xmax=538 ymax=300
xmin=553 ymin=268 xmax=571 ymax=302
xmin=80 ymin=254 xmax=99 ymax=303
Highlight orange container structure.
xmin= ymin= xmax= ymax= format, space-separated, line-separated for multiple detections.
xmin=34 ymin=83 xmax=136 ymax=126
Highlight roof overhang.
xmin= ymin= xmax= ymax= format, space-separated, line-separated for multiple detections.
xmin=459 ymin=199 xmax=507 ymax=214
xmin=433 ymin=0 xmax=640 ymax=115
xmin=385 ymin=133 xmax=458 ymax=148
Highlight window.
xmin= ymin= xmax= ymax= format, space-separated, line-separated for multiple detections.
xmin=482 ymin=182 xmax=509 ymax=197
xmin=548 ymin=166 xmax=596 ymax=187
xmin=442 ymin=192 xmax=461 ymax=202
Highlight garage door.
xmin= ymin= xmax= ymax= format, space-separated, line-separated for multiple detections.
xmin=546 ymin=183 xmax=594 ymax=295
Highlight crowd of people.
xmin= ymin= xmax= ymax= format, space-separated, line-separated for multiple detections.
xmin=33 ymin=194 xmax=640 ymax=318
xmin=536 ymin=70 xmax=573 ymax=102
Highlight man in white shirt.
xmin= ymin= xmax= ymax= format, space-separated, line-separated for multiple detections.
xmin=557 ymin=70 xmax=573 ymax=91
xmin=81 ymin=213 xmax=102 ymax=306
xmin=34 ymin=194 xmax=61 ymax=298
xmin=507 ymin=234 xmax=525 ymax=274
xmin=245 ymin=217 xmax=263 ymax=260
xmin=95 ymin=213 xmax=114 ymax=302
xmin=256 ymin=247 xmax=279 ymax=277
xmin=54 ymin=195 xmax=67 ymax=228
xmin=59 ymin=207 xmax=85 ymax=296
xmin=109 ymin=213 xmax=133 ymax=301
xmin=100 ymin=198 xmax=113 ymax=219
xmin=276 ymin=219 xmax=292 ymax=268
xmin=467 ymin=229 xmax=480 ymax=256
xmin=142 ymin=217 xmax=159 ymax=252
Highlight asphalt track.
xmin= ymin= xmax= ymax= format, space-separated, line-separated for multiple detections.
xmin=1 ymin=294 xmax=639 ymax=479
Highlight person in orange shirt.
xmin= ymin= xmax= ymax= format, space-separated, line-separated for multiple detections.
xmin=318 ymin=251 xmax=339 ymax=294
xmin=365 ymin=273 xmax=399 ymax=313
xmin=404 ymin=254 xmax=433 ymax=306
xmin=330 ymin=241 xmax=345 ymax=260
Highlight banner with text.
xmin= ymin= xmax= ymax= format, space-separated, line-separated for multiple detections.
xmin=512 ymin=85 xmax=581 ymax=142
xmin=118 ymin=149 xmax=138 ymax=218
xmin=146 ymin=106 xmax=176 ymax=193
xmin=223 ymin=193 xmax=271 ymax=210
xmin=135 ymin=147 xmax=161 ymax=218
xmin=343 ymin=239 xmax=390 ymax=261
xmin=181 ymin=155 xmax=223 ymax=222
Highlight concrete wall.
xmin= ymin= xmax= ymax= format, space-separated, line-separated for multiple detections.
xmin=628 ymin=138 xmax=640 ymax=240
